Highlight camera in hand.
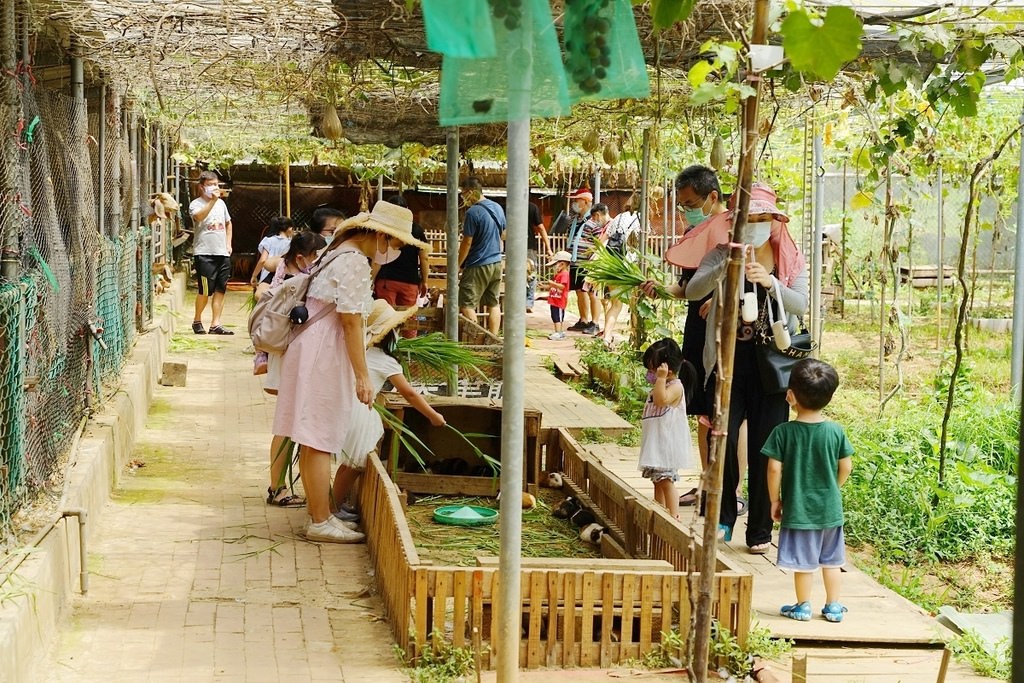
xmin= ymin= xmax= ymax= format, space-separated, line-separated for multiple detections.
xmin=289 ymin=304 xmax=309 ymax=325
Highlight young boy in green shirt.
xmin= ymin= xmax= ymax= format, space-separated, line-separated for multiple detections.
xmin=763 ymin=358 xmax=854 ymax=623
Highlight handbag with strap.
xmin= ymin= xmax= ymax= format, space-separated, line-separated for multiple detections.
xmin=248 ymin=248 xmax=347 ymax=353
xmin=754 ymin=278 xmax=816 ymax=394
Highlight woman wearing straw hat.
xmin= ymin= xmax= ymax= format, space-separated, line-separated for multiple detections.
xmin=272 ymin=201 xmax=430 ymax=543
xmin=329 ymin=299 xmax=447 ymax=523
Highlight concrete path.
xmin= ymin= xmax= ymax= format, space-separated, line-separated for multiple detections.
xmin=38 ymin=291 xmax=406 ymax=683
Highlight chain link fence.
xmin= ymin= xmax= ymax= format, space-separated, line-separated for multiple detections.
xmin=0 ymin=73 xmax=159 ymax=542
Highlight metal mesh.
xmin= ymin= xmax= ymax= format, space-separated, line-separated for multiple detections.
xmin=0 ymin=71 xmax=156 ymax=542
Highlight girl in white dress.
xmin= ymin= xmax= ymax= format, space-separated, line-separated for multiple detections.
xmin=330 ymin=299 xmax=446 ymax=517
xmin=638 ymin=338 xmax=696 ymax=519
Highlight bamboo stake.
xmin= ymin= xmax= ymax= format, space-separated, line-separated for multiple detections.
xmin=690 ymin=2 xmax=769 ymax=681
xmin=284 ymin=155 xmax=291 ymax=217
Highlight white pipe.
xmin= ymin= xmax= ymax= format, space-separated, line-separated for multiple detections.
xmin=61 ymin=508 xmax=89 ymax=594
xmin=593 ymin=168 xmax=601 ymax=205
xmin=445 ymin=129 xmax=460 ymax=347
xmin=1011 ymin=104 xmax=1024 ymax=400
xmin=496 ymin=5 xmax=532 ymax=680
xmin=811 ymin=132 xmax=825 ymax=349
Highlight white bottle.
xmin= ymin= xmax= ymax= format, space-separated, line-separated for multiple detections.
xmin=741 ymin=292 xmax=757 ymax=323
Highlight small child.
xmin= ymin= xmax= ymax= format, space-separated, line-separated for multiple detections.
xmin=546 ymin=250 xmax=571 ymax=340
xmin=254 ymin=232 xmax=319 ymax=379
xmin=525 ymin=258 xmax=538 ymax=313
xmin=250 ymin=216 xmax=295 ymax=288
xmin=763 ymin=358 xmax=854 ymax=623
xmin=330 ymin=299 xmax=447 ymax=521
xmin=638 ymin=338 xmax=696 ymax=519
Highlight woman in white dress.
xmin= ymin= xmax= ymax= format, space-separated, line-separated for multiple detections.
xmin=272 ymin=201 xmax=429 ymax=543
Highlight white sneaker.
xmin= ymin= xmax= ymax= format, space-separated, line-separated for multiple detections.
xmin=305 ymin=518 xmax=365 ymax=543
xmin=548 ymin=332 xmax=565 ymax=340
xmin=330 ymin=516 xmax=360 ymax=532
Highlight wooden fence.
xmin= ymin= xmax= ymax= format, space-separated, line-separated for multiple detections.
xmin=358 ymin=428 xmax=752 ymax=670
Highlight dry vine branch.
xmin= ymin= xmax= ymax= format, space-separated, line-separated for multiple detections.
xmin=937 ymin=121 xmax=1024 ymax=485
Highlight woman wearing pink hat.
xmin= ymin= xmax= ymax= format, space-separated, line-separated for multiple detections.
xmin=683 ymin=182 xmax=808 ymax=554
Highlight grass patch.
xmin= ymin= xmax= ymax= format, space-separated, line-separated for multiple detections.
xmin=403 ymin=491 xmax=599 ymax=566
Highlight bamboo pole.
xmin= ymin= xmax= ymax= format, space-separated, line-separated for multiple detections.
xmin=691 ymin=2 xmax=769 ymax=680
xmin=284 ymin=156 xmax=291 ymax=217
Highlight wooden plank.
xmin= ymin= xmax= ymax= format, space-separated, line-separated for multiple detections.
xmin=527 ymin=572 xmax=544 ymax=668
xmin=394 ymin=471 xmax=500 ymax=497
xmin=433 ymin=571 xmax=450 ymax=650
xmin=452 ymin=571 xmax=467 ymax=648
xmin=639 ymin=574 xmax=654 ymax=652
xmin=660 ymin=574 xmax=673 ymax=640
xmin=620 ymin=573 xmax=636 ymax=660
xmin=471 ymin=571 xmax=484 ymax=666
xmin=553 ymin=359 xmax=579 ymax=379
xmin=474 ymin=556 xmax=673 ymax=571
xmin=546 ymin=571 xmax=559 ymax=667
xmin=414 ymin=568 xmax=428 ymax=658
xmin=579 ymin=572 xmax=596 ymax=667
xmin=600 ymin=573 xmax=614 ymax=668
xmin=562 ymin=572 xmax=576 ymax=668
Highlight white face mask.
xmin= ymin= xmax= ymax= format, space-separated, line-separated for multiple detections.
xmin=745 ymin=223 xmax=771 ymax=248
xmin=202 ymin=185 xmax=217 ymax=198
xmin=374 ymin=235 xmax=402 ymax=265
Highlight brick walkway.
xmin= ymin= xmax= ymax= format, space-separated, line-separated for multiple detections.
xmin=40 ymin=291 xmax=406 ymax=683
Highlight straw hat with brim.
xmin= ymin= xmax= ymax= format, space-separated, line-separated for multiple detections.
xmin=547 ymin=250 xmax=572 ymax=266
xmin=747 ymin=183 xmax=789 ymax=223
xmin=365 ymin=298 xmax=420 ymax=346
xmin=335 ymin=201 xmax=432 ymax=252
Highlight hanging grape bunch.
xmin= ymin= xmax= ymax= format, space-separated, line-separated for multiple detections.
xmin=562 ymin=0 xmax=613 ymax=94
xmin=488 ymin=0 xmax=523 ymax=31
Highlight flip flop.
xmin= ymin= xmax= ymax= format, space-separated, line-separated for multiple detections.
xmin=208 ymin=325 xmax=235 ymax=335
xmin=749 ymin=542 xmax=771 ymax=555
xmin=678 ymin=487 xmax=699 ymax=506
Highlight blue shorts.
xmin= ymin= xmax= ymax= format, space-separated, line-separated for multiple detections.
xmin=550 ymin=306 xmax=565 ymax=323
xmin=777 ymin=526 xmax=846 ymax=572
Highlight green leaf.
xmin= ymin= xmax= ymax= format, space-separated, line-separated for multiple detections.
xmin=652 ymin=0 xmax=697 ymax=30
xmin=687 ymin=59 xmax=717 ymax=89
xmin=781 ymin=6 xmax=863 ymax=81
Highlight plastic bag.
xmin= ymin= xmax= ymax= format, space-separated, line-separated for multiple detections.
xmin=561 ymin=0 xmax=650 ymax=102
xmin=439 ymin=0 xmax=570 ymax=125
xmin=421 ymin=0 xmax=497 ymax=58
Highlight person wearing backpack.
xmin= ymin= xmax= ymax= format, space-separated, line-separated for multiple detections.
xmin=598 ymin=194 xmax=641 ymax=347
xmin=271 ymin=201 xmax=430 ymax=543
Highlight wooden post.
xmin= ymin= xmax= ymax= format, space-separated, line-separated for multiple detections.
xmin=792 ymin=654 xmax=808 ymax=682
xmin=284 ymin=156 xmax=291 ymax=217
xmin=690 ymin=1 xmax=770 ymax=681
xmin=935 ymin=647 xmax=951 ymax=683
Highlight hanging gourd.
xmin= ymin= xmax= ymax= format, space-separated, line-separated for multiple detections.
xmin=709 ymin=135 xmax=726 ymax=170
xmin=321 ymin=103 xmax=344 ymax=141
xmin=582 ymin=130 xmax=600 ymax=154
xmin=602 ymin=142 xmax=620 ymax=166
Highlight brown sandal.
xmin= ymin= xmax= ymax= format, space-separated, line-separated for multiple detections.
xmin=267 ymin=486 xmax=305 ymax=507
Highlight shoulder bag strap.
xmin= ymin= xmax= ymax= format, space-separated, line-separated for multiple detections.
xmin=291 ymin=248 xmax=359 ymax=342
xmin=477 ymin=201 xmax=505 ymax=232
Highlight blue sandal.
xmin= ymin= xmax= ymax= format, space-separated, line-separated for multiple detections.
xmin=822 ymin=602 xmax=848 ymax=623
xmin=780 ymin=601 xmax=812 ymax=621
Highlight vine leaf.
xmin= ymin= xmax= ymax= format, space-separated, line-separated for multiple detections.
xmin=851 ymin=191 xmax=873 ymax=211
xmin=781 ymin=6 xmax=863 ymax=81
xmin=651 ymin=0 xmax=697 ymax=30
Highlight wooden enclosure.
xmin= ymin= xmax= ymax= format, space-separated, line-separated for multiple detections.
xmin=358 ymin=420 xmax=752 ymax=670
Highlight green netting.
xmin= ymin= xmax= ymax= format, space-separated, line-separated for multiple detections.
xmin=96 ymin=232 xmax=139 ymax=383
xmin=562 ymin=0 xmax=650 ymax=102
xmin=0 ymin=284 xmax=26 ymax=526
xmin=422 ymin=0 xmax=497 ymax=58
xmin=439 ymin=0 xmax=570 ymax=125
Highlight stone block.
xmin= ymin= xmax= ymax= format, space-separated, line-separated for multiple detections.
xmin=160 ymin=361 xmax=188 ymax=387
